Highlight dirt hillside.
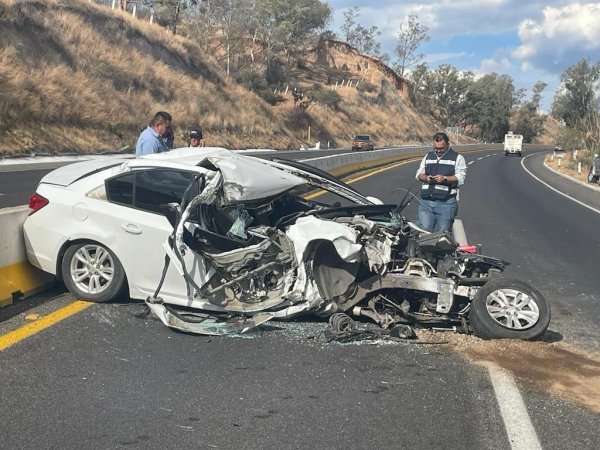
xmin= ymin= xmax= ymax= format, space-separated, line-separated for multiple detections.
xmin=534 ymin=116 xmax=563 ymax=145
xmin=0 ymin=0 xmax=441 ymax=154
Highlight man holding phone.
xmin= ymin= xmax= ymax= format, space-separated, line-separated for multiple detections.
xmin=415 ymin=132 xmax=467 ymax=233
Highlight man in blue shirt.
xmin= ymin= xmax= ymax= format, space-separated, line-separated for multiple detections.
xmin=135 ymin=111 xmax=172 ymax=157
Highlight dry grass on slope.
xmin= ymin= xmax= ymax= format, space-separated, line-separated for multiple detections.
xmin=0 ymin=0 xmax=445 ymax=155
xmin=274 ymin=84 xmax=439 ymax=149
xmin=0 ymin=0 xmax=292 ymax=154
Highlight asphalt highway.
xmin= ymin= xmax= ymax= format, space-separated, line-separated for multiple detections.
xmin=1 ymin=146 xmax=599 ymax=449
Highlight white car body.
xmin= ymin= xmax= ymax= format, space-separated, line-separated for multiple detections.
xmin=24 ymin=147 xmax=380 ymax=313
xmin=23 ymin=147 xmax=552 ymax=340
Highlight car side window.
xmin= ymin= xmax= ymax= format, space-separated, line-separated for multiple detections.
xmin=135 ymin=169 xmax=196 ymax=215
xmin=106 ymin=169 xmax=199 ymax=215
xmin=106 ymin=172 xmax=134 ymax=206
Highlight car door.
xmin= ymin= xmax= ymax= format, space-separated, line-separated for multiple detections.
xmin=101 ymin=168 xmax=209 ymax=301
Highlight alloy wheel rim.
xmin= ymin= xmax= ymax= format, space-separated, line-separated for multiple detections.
xmin=485 ymin=288 xmax=540 ymax=330
xmin=70 ymin=245 xmax=114 ymax=295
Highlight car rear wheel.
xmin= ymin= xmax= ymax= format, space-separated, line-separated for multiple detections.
xmin=469 ymin=278 xmax=550 ymax=340
xmin=62 ymin=242 xmax=126 ymax=302
xmin=588 ymin=170 xmax=599 ymax=183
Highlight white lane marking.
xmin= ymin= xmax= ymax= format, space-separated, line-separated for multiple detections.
xmin=452 ymin=219 xmax=468 ymax=245
xmin=488 ymin=366 xmax=542 ymax=450
xmin=459 ymin=224 xmax=541 ymax=450
xmin=468 ymin=161 xmax=475 ymax=165
xmin=477 ymin=157 xmax=484 ymax=160
xmin=521 ymin=154 xmax=600 ymax=215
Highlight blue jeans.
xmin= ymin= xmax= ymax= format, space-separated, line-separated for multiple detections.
xmin=418 ymin=198 xmax=458 ymax=233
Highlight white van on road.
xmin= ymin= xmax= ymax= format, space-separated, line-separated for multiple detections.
xmin=504 ymin=131 xmax=523 ymax=156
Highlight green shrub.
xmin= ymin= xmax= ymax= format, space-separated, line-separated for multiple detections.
xmin=311 ymin=89 xmax=342 ymax=109
xmin=285 ymin=109 xmax=313 ymax=129
xmin=233 ymin=70 xmax=267 ymax=92
xmin=260 ymin=90 xmax=285 ymax=106
xmin=356 ymin=81 xmax=377 ymax=93
xmin=266 ymin=59 xmax=287 ymax=85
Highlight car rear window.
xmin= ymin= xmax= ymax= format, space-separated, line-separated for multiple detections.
xmin=354 ymin=135 xmax=370 ymax=141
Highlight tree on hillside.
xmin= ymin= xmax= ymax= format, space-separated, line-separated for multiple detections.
xmin=513 ymin=81 xmax=547 ymax=143
xmin=410 ymin=64 xmax=520 ymax=141
xmin=253 ymin=0 xmax=331 ymax=81
xmin=198 ymin=0 xmax=254 ymax=75
xmin=394 ymin=15 xmax=429 ymax=77
xmin=531 ymin=80 xmax=547 ymax=111
xmin=141 ymin=0 xmax=198 ymax=35
xmin=552 ymin=58 xmax=600 ymax=129
xmin=466 ymin=73 xmax=519 ymax=142
xmin=409 ymin=63 xmax=473 ymax=129
xmin=340 ymin=7 xmax=383 ymax=58
xmin=341 ymin=7 xmax=359 ymax=43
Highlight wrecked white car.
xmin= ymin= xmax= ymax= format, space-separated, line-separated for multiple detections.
xmin=24 ymin=147 xmax=551 ymax=340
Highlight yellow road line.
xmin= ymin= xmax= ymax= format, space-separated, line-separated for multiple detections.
xmin=304 ymin=158 xmax=418 ymax=200
xmin=0 ymin=300 xmax=92 ymax=352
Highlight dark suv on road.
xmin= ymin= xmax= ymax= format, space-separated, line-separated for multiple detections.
xmin=352 ymin=134 xmax=375 ymax=151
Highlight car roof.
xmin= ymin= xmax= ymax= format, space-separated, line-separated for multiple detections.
xmin=39 ymin=148 xmax=239 ymax=187
xmin=137 ymin=146 xmax=237 ymax=166
xmin=40 ymin=158 xmax=131 ymax=187
xmin=39 ymin=147 xmax=309 ymax=203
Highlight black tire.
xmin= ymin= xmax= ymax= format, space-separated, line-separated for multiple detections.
xmin=61 ymin=242 xmax=127 ymax=302
xmin=588 ymin=170 xmax=599 ymax=183
xmin=518 ymin=152 xmax=522 ymax=157
xmin=469 ymin=278 xmax=550 ymax=340
xmin=505 ymin=151 xmax=509 ymax=156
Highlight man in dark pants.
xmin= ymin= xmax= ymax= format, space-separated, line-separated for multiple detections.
xmin=415 ymin=132 xmax=467 ymax=233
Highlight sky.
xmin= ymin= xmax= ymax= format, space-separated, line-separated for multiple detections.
xmin=328 ymin=1 xmax=600 ymax=112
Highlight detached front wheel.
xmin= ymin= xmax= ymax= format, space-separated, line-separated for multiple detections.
xmin=469 ymin=278 xmax=550 ymax=340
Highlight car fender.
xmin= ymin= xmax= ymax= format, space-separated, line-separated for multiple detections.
xmin=54 ymin=232 xmax=130 ymax=284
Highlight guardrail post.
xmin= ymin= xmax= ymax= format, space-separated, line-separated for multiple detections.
xmin=578 ymin=162 xmax=581 ymax=173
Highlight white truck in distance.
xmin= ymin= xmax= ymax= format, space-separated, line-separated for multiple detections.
xmin=504 ymin=131 xmax=523 ymax=156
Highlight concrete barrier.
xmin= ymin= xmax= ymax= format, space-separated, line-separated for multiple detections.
xmin=0 ymin=206 xmax=55 ymax=307
xmin=300 ymin=144 xmax=503 ymax=178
